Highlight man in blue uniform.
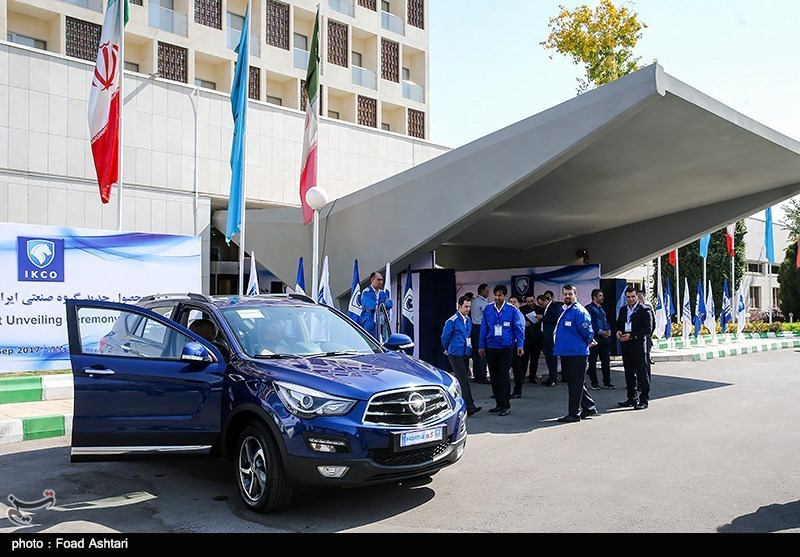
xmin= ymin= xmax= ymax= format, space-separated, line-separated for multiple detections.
xmin=441 ymin=296 xmax=481 ymax=416
xmin=586 ymin=288 xmax=615 ymax=390
xmin=553 ymin=284 xmax=598 ymax=423
xmin=478 ymin=285 xmax=525 ymax=416
xmin=360 ymin=271 xmax=393 ymax=340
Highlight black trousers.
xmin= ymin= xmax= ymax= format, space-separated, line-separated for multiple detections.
xmin=448 ymin=355 xmax=476 ymax=410
xmin=542 ymin=332 xmax=558 ymax=383
xmin=622 ymin=352 xmax=650 ymax=403
xmin=525 ymin=331 xmax=542 ymax=381
xmin=587 ymin=336 xmax=612 ymax=386
xmin=512 ymin=349 xmax=528 ymax=394
xmin=485 ymin=347 xmax=513 ymax=410
xmin=560 ymin=355 xmax=596 ymax=418
xmin=471 ymin=324 xmax=487 ymax=380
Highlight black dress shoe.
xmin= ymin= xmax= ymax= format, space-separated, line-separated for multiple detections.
xmin=634 ymin=402 xmax=649 ymax=410
xmin=467 ymin=406 xmax=482 ymax=416
xmin=543 ymin=381 xmax=556 ymax=387
xmin=580 ymin=408 xmax=598 ymax=419
xmin=557 ymin=414 xmax=581 ymax=423
xmin=489 ymin=406 xmax=503 ymax=413
xmin=498 ymin=408 xmax=511 ymax=416
xmin=617 ymin=399 xmax=638 ymax=408
xmin=511 ymin=393 xmax=521 ymax=399
xmin=528 ymin=379 xmax=538 ymax=384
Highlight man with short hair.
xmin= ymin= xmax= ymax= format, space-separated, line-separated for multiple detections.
xmin=441 ymin=296 xmax=481 ymax=416
xmin=553 ymin=284 xmax=598 ymax=423
xmin=478 ymin=285 xmax=525 ymax=416
xmin=540 ymin=290 xmax=562 ymax=387
xmin=617 ymin=285 xmax=653 ymax=410
xmin=636 ymin=285 xmax=656 ymax=378
xmin=360 ymin=271 xmax=393 ymax=340
xmin=470 ymin=284 xmax=490 ymax=384
xmin=586 ymin=288 xmax=615 ymax=390
xmin=521 ymin=295 xmax=545 ymax=384
xmin=508 ymin=296 xmax=529 ymax=399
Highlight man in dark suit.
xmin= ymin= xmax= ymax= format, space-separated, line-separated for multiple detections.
xmin=541 ymin=290 xmax=563 ymax=387
xmin=616 ymin=285 xmax=653 ymax=410
xmin=521 ymin=295 xmax=545 ymax=383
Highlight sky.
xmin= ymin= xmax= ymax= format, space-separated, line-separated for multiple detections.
xmin=428 ymin=0 xmax=800 ymax=151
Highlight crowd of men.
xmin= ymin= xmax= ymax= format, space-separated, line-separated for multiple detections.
xmin=442 ymin=283 xmax=655 ymax=422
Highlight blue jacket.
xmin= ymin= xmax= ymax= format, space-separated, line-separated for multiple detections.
xmin=553 ymin=302 xmax=595 ymax=356
xmin=360 ymin=286 xmax=393 ymax=336
xmin=441 ymin=312 xmax=472 ymax=358
xmin=586 ymin=302 xmax=611 ymax=338
xmin=479 ymin=302 xmax=525 ymax=350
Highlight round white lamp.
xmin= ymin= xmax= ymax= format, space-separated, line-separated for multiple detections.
xmin=306 ymin=186 xmax=329 ymax=298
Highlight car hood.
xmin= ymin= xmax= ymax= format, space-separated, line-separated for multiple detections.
xmin=252 ymin=351 xmax=451 ymax=399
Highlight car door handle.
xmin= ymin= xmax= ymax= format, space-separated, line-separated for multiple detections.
xmin=80 ymin=367 xmax=115 ymax=376
xmin=120 ymin=343 xmax=132 ymax=352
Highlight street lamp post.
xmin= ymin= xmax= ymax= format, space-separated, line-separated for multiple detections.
xmin=306 ymin=186 xmax=329 ymax=299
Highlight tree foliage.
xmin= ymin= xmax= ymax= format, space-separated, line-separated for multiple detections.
xmin=778 ymin=240 xmax=800 ymax=320
xmin=651 ymin=221 xmax=747 ymax=318
xmin=541 ymin=0 xmax=648 ymax=93
xmin=781 ymin=196 xmax=800 ymax=241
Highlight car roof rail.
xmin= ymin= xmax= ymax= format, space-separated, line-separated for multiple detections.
xmin=288 ymin=293 xmax=316 ymax=304
xmin=137 ymin=293 xmax=213 ymax=303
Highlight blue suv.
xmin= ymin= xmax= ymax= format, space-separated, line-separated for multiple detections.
xmin=65 ymin=293 xmax=467 ymax=512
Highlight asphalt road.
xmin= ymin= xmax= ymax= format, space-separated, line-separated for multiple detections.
xmin=1 ymin=349 xmax=800 ymax=535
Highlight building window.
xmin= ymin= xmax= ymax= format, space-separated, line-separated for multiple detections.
xmin=301 ymin=81 xmax=323 ymax=113
xmin=124 ymin=61 xmax=140 ymax=72
xmin=249 ymin=66 xmax=260 ymax=100
xmin=294 ymin=33 xmax=308 ymax=51
xmin=381 ymin=38 xmax=399 ymax=82
xmin=381 ymin=122 xmax=390 ymax=131
xmin=328 ymin=20 xmax=348 ymax=67
xmin=770 ymin=264 xmax=780 ymax=275
xmin=358 ymin=0 xmax=376 ymax=10
xmin=65 ymin=17 xmax=102 ymax=62
xmin=402 ymin=67 xmax=410 ymax=81
xmin=195 ymin=78 xmax=216 ymax=90
xmin=773 ymin=287 xmax=780 ymax=308
xmin=7 ymin=32 xmax=47 ymax=51
xmin=749 ymin=286 xmax=761 ymax=309
xmin=266 ymin=0 xmax=290 ymax=50
xmin=407 ymin=0 xmax=424 ymax=29
xmin=381 ymin=0 xmax=390 ymax=11
xmin=352 ymin=51 xmax=363 ymax=67
xmin=357 ymin=95 xmax=377 ymax=127
xmin=266 ymin=95 xmax=283 ymax=106
xmin=747 ymin=262 xmax=763 ymax=274
xmin=408 ymin=108 xmax=424 ymax=138
xmin=195 ymin=0 xmax=222 ymax=29
xmin=130 ymin=0 xmax=142 ymax=5
xmin=328 ymin=110 xmax=340 ymax=119
xmin=157 ymin=42 xmax=188 ymax=83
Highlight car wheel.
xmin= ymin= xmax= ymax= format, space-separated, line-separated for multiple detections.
xmin=235 ymin=421 xmax=293 ymax=513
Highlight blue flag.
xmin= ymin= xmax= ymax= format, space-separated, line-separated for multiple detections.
xmin=720 ymin=279 xmax=732 ymax=333
xmin=348 ymin=259 xmax=362 ymax=322
xmin=401 ymin=265 xmax=414 ymax=351
xmin=765 ymin=207 xmax=775 ymax=264
xmin=294 ymin=256 xmax=306 ymax=295
xmin=699 ymin=234 xmax=711 ymax=259
xmin=694 ymin=279 xmax=706 ymax=338
xmin=664 ymin=279 xmax=674 ymax=339
xmin=225 ymin=4 xmax=250 ymax=245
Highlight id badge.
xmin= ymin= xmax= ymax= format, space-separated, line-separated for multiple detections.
xmin=494 ymin=324 xmax=503 ymax=337
xmin=565 ymin=321 xmax=572 ymax=327
xmin=625 ymin=322 xmax=632 ymax=333
xmin=466 ymin=337 xmax=472 ymax=348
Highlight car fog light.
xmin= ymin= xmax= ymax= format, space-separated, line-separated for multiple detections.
xmin=308 ymin=438 xmax=348 ymax=453
xmin=317 ymin=466 xmax=349 ymax=478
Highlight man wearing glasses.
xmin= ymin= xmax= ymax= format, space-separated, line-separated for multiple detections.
xmin=360 ymin=271 xmax=394 ymax=339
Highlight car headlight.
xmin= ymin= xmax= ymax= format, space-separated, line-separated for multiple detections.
xmin=446 ymin=375 xmax=463 ymax=401
xmin=274 ymin=381 xmax=357 ymax=419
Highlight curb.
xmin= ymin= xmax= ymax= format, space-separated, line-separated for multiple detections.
xmin=0 ymin=413 xmax=73 ymax=444
xmin=0 ymin=375 xmax=73 ymax=405
xmin=690 ymin=339 xmax=800 ymax=362
xmin=655 ymin=331 xmax=800 ymax=350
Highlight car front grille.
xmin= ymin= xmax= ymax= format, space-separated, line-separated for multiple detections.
xmin=363 ymin=387 xmax=453 ymax=427
xmin=369 ymin=442 xmax=450 ymax=466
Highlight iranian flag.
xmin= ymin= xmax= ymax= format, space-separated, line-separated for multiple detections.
xmin=726 ymin=223 xmax=736 ymax=257
xmin=88 ymin=0 xmax=128 ymax=204
xmin=299 ymin=7 xmax=320 ymax=225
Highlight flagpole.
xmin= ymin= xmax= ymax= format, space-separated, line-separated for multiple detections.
xmin=117 ymin=0 xmax=125 ymax=231
xmin=675 ymin=250 xmax=680 ymax=330
xmin=237 ymin=0 xmax=252 ymax=296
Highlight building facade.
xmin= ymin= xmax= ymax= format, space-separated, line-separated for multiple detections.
xmin=0 ymin=0 xmax=444 ymax=292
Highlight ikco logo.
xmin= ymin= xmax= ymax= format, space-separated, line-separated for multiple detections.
xmin=17 ymin=237 xmax=64 ymax=282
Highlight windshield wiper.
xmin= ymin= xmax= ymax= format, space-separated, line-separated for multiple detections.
xmin=253 ymin=353 xmax=304 ymax=360
xmin=304 ymin=350 xmax=364 ymax=358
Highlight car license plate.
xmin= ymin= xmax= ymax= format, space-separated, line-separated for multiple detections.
xmin=399 ymin=426 xmax=444 ymax=448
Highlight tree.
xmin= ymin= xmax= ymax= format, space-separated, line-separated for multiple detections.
xmin=541 ymin=0 xmax=648 ymax=93
xmin=781 ymin=196 xmax=800 ymax=241
xmin=778 ymin=234 xmax=800 ymax=320
xmin=651 ymin=221 xmax=747 ymax=322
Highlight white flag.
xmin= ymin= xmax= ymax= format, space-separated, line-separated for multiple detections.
xmin=682 ymin=278 xmax=692 ymax=343
xmin=246 ymin=251 xmax=259 ymax=296
xmin=385 ymin=261 xmax=393 ymax=325
xmin=736 ymin=284 xmax=748 ymax=334
xmin=317 ymin=256 xmax=333 ymax=307
xmin=704 ymin=281 xmax=717 ymax=341
xmin=654 ymin=281 xmax=667 ymax=339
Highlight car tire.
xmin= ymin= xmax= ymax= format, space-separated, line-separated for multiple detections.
xmin=235 ymin=421 xmax=293 ymax=513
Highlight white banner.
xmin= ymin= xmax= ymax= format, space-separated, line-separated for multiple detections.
xmin=0 ymin=222 xmax=201 ymax=373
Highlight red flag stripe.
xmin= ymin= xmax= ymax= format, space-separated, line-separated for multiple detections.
xmin=668 ymin=250 xmax=677 ymax=266
xmin=90 ymin=92 xmax=120 ymax=204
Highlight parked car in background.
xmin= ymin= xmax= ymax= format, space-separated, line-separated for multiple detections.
xmin=65 ymin=293 xmax=467 ymax=512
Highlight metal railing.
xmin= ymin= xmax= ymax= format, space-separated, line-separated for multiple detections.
xmin=293 ymin=48 xmax=310 ymax=71
xmin=352 ymin=65 xmax=377 ymax=89
xmin=148 ymin=5 xmax=188 ymax=37
xmin=402 ymin=80 xmax=424 ymax=102
xmin=227 ymin=29 xmax=261 ymax=57
xmin=329 ymin=0 xmax=355 ymax=18
xmin=61 ymin=0 xmax=103 ymax=12
xmin=381 ymin=10 xmax=404 ymax=35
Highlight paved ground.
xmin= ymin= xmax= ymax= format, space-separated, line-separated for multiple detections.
xmin=0 ymin=349 xmax=799 ymax=535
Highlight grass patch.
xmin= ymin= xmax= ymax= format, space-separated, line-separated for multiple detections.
xmin=0 ymin=369 xmax=72 ymax=379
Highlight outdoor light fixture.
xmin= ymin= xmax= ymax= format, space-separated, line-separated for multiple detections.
xmin=576 ymin=248 xmax=589 ymax=264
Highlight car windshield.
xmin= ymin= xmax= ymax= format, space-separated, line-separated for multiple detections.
xmin=219 ymin=303 xmax=382 ymax=358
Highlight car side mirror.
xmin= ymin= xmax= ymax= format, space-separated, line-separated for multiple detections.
xmin=383 ymin=333 xmax=414 ymax=352
xmin=181 ymin=342 xmax=212 ymax=363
